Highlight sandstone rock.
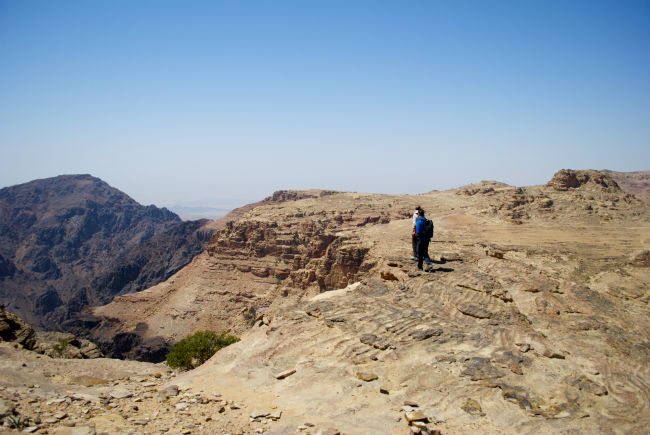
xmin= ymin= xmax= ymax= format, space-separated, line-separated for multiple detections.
xmin=109 ymin=389 xmax=132 ymax=399
xmin=356 ymin=372 xmax=379 ymax=382
xmin=380 ymin=271 xmax=398 ymax=281
xmin=456 ymin=305 xmax=492 ymax=319
xmin=0 ymin=306 xmax=36 ymax=349
xmin=379 ymin=386 xmax=390 ymax=394
xmin=409 ymin=328 xmax=443 ymax=340
xmin=509 ymin=363 xmax=523 ymax=375
xmin=251 ymin=410 xmax=269 ymax=418
xmin=461 ymin=358 xmax=504 ymax=381
xmin=161 ymin=385 xmax=179 ymax=397
xmin=275 ymin=369 xmax=296 ymax=379
xmin=629 ymin=250 xmax=650 ymax=267
xmin=565 ymin=375 xmax=608 ymax=396
xmin=405 ymin=410 xmax=428 ymax=423
xmin=461 ymin=398 xmax=485 ymax=416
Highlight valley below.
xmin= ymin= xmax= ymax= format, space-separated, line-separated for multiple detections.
xmin=1 ymin=169 xmax=648 ymax=435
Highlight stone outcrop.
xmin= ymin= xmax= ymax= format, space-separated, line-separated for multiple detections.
xmin=546 ymin=169 xmax=621 ymax=191
xmin=0 ymin=307 xmax=102 ymax=359
xmin=0 ymin=305 xmax=36 ymax=349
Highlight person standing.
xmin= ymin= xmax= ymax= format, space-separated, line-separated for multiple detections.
xmin=415 ymin=209 xmax=433 ymax=271
xmin=411 ymin=206 xmax=422 ymax=260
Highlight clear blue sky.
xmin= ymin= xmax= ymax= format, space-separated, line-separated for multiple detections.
xmin=1 ymin=0 xmax=648 ymax=209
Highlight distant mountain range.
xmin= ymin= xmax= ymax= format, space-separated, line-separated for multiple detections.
xmin=0 ymin=174 xmax=214 ymax=332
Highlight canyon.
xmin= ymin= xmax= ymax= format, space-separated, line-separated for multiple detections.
xmin=0 ymin=169 xmax=648 ymax=435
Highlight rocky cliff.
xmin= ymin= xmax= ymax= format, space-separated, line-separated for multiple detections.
xmin=79 ymin=169 xmax=649 ymax=434
xmin=0 ymin=175 xmax=212 ymax=331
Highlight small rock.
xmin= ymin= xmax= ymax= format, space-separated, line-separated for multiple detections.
xmin=379 ymin=386 xmax=390 ymax=394
xmin=175 ymin=402 xmax=189 ymax=411
xmin=54 ymin=412 xmax=68 ymax=420
xmin=218 ymin=406 xmax=226 ymax=413
xmin=356 ymin=372 xmax=378 ymax=382
xmin=412 ymin=421 xmax=428 ymax=428
xmin=109 ymin=389 xmax=133 ymax=400
xmin=510 ymin=363 xmax=523 ymax=375
xmin=324 ymin=428 xmax=340 ymax=435
xmin=162 ymin=385 xmax=180 ymax=396
xmin=542 ymin=349 xmax=565 ymax=359
xmin=304 ymin=422 xmax=315 ymax=427
xmin=132 ymin=419 xmax=149 ymax=425
xmin=251 ymin=410 xmax=269 ymax=419
xmin=269 ymin=410 xmax=282 ymax=420
xmin=410 ymin=427 xmax=421 ymax=434
xmin=403 ymin=400 xmax=418 ymax=407
xmin=518 ymin=343 xmax=531 ymax=353
xmin=405 ymin=410 xmax=428 ymax=423
xmin=461 ymin=398 xmax=485 ymax=416
xmin=24 ymin=426 xmax=39 ymax=433
xmin=275 ymin=369 xmax=296 ymax=380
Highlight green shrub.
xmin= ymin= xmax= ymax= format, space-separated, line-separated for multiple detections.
xmin=5 ymin=415 xmax=28 ymax=429
xmin=166 ymin=330 xmax=239 ymax=371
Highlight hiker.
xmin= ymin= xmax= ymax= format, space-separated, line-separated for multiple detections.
xmin=414 ymin=209 xmax=433 ymax=270
xmin=411 ymin=206 xmax=422 ymax=260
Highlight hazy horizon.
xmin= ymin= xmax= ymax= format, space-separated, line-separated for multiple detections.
xmin=1 ymin=1 xmax=648 ymax=210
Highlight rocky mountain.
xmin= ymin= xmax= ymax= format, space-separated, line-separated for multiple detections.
xmin=601 ymin=169 xmax=649 ymax=204
xmin=0 ymin=174 xmax=213 ymax=331
xmin=0 ymin=169 xmax=647 ymax=435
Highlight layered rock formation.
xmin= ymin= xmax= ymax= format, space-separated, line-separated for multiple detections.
xmin=83 ymin=169 xmax=649 ymax=434
xmin=0 ymin=174 xmax=213 ymax=331
xmin=0 ymin=306 xmax=101 ymax=359
xmin=0 ymin=169 xmax=648 ymax=434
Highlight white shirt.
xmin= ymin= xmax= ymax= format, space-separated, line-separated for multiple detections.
xmin=412 ymin=210 xmax=419 ymax=227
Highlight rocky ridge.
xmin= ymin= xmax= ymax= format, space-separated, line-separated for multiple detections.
xmin=1 ymin=169 xmax=648 ymax=434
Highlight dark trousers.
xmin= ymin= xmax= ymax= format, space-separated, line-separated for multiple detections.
xmin=412 ymin=233 xmax=418 ymax=257
xmin=416 ymin=238 xmax=430 ymax=269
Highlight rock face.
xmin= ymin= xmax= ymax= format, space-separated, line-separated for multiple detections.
xmin=0 ymin=174 xmax=213 ymax=331
xmin=0 ymin=306 xmax=102 ymax=359
xmin=0 ymin=305 xmax=36 ymax=349
xmin=601 ymin=169 xmax=650 ymax=204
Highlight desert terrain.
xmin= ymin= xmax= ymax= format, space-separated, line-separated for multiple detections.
xmin=1 ymin=169 xmax=648 ymax=435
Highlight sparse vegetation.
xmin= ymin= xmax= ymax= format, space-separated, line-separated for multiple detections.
xmin=242 ymin=306 xmax=257 ymax=326
xmin=5 ymin=415 xmax=29 ymax=429
xmin=166 ymin=330 xmax=239 ymax=371
xmin=52 ymin=338 xmax=69 ymax=357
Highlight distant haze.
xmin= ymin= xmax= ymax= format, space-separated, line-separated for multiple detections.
xmin=1 ymin=1 xmax=648 ymax=210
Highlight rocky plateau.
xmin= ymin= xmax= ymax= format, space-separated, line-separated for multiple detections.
xmin=0 ymin=169 xmax=648 ymax=435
